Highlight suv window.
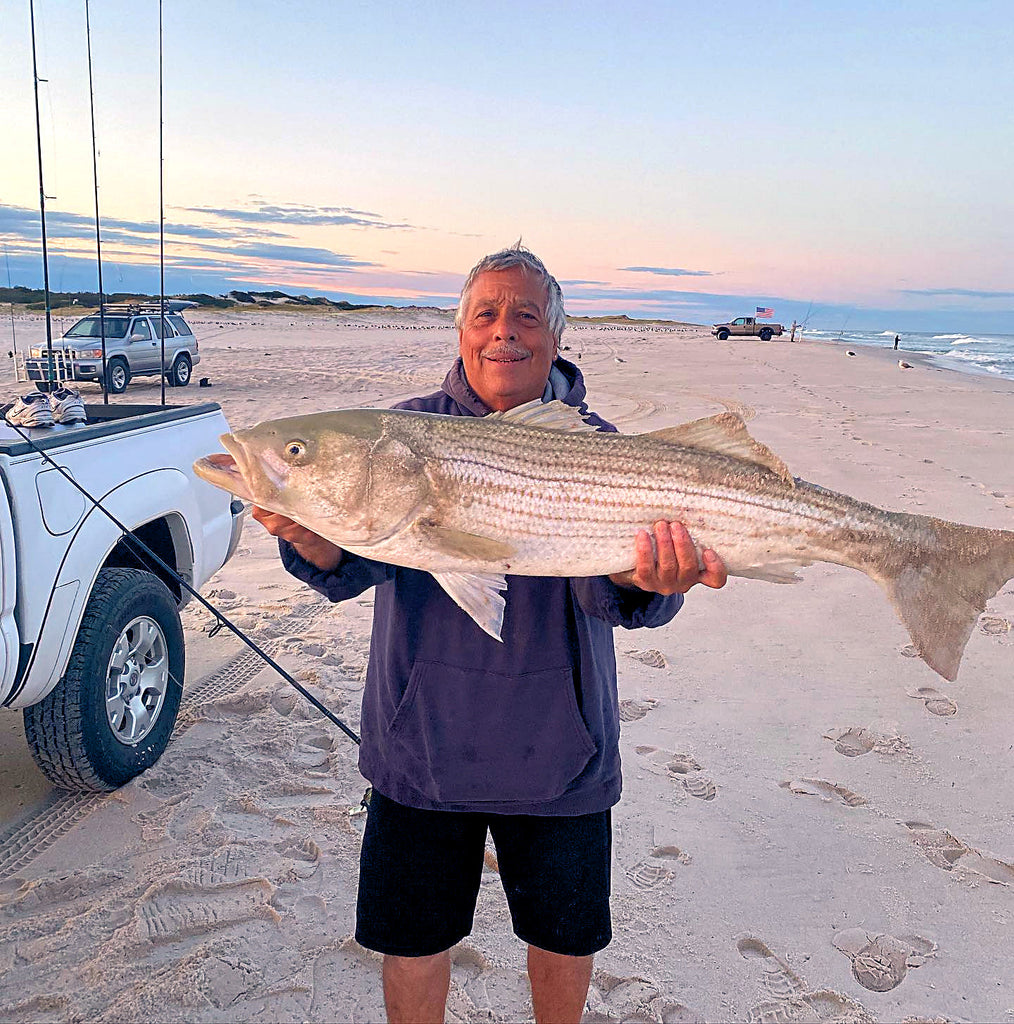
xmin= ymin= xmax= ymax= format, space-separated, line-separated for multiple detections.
xmin=150 ymin=316 xmax=178 ymax=340
xmin=65 ymin=316 xmax=130 ymax=339
xmin=130 ymin=319 xmax=152 ymax=341
xmin=168 ymin=315 xmax=192 ymax=337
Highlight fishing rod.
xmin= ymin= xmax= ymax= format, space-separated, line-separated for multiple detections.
xmin=158 ymin=0 xmax=166 ymax=407
xmin=2 ymin=418 xmax=361 ymax=746
xmin=84 ymin=0 xmax=108 ymax=404
xmin=4 ymin=246 xmax=17 ymax=367
xmin=29 ymin=0 xmax=56 ymax=391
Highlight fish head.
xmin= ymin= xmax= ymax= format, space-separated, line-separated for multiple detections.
xmin=194 ymin=409 xmax=427 ymax=545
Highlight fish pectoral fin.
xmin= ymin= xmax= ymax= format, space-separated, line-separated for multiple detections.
xmin=415 ymin=522 xmax=515 ymax=562
xmin=432 ymin=571 xmax=508 ymax=641
xmin=732 ymin=563 xmax=805 ymax=584
xmin=644 ymin=413 xmax=795 ymax=485
xmin=490 ymin=399 xmax=601 ymax=432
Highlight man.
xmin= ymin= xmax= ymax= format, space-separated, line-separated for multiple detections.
xmin=254 ymin=246 xmax=726 ymax=1023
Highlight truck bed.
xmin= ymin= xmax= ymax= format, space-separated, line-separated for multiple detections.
xmin=0 ymin=403 xmax=224 ymax=457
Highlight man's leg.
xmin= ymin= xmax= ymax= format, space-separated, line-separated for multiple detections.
xmin=527 ymin=945 xmax=594 ymax=1024
xmin=383 ymin=951 xmax=451 ymax=1024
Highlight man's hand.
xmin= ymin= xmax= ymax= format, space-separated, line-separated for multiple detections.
xmin=609 ymin=521 xmax=727 ymax=595
xmin=251 ymin=506 xmax=343 ymax=572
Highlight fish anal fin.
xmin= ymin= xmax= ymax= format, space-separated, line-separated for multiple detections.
xmin=645 ymin=413 xmax=794 ymax=485
xmin=491 ymin=399 xmax=600 ymax=432
xmin=415 ymin=521 xmax=515 ymax=563
xmin=432 ymin=571 xmax=508 ymax=641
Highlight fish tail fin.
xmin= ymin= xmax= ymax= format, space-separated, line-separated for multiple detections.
xmin=871 ymin=517 xmax=1014 ymax=680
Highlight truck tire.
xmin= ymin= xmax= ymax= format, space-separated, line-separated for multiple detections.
xmin=105 ymin=358 xmax=130 ymax=394
xmin=759 ymin=328 xmax=773 ymax=341
xmin=716 ymin=329 xmax=730 ymax=341
xmin=23 ymin=568 xmax=185 ymax=792
xmin=167 ymin=352 xmax=192 ymax=387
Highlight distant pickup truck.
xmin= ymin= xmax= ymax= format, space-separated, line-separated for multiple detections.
xmin=712 ymin=317 xmax=784 ymax=341
xmin=1 ymin=402 xmax=243 ymax=791
xmin=24 ymin=303 xmax=200 ymax=394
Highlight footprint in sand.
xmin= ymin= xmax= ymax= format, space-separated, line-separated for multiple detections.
xmin=906 ymin=686 xmax=957 ymax=716
xmin=625 ymin=648 xmax=668 ymax=669
xmin=823 ymin=725 xmax=912 ymax=758
xmin=738 ymin=936 xmax=876 ymax=1024
xmin=585 ymin=971 xmax=705 ymax=1023
xmin=780 ymin=778 xmax=867 ymax=808
xmin=625 ymin=845 xmax=692 ymax=890
xmin=832 ymin=928 xmax=937 ymax=992
xmin=136 ymin=878 xmax=278 ymax=946
xmin=635 ymin=746 xmax=717 ymax=800
xmin=979 ymin=615 xmax=1011 ymax=636
xmin=619 ymin=697 xmax=659 ymax=723
xmin=824 ymin=726 xmax=876 ymax=756
xmin=904 ymin=821 xmax=1014 ymax=884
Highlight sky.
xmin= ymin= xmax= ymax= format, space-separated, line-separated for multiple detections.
xmin=2 ymin=0 xmax=1012 ymax=332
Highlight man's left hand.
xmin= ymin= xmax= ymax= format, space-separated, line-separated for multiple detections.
xmin=609 ymin=521 xmax=727 ymax=595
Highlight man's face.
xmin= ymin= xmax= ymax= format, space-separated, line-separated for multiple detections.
xmin=458 ymin=266 xmax=558 ymax=412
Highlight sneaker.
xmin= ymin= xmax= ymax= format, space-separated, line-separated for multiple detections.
xmin=5 ymin=391 xmax=54 ymax=428
xmin=51 ymin=387 xmax=87 ymax=425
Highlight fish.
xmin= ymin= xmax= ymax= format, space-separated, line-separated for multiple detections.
xmin=193 ymin=400 xmax=1014 ymax=680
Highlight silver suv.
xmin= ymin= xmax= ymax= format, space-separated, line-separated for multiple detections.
xmin=26 ymin=303 xmax=201 ymax=394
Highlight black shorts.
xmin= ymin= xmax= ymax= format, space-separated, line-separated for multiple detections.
xmin=355 ymin=789 xmax=612 ymax=958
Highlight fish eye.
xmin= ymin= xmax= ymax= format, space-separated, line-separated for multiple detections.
xmin=282 ymin=439 xmax=308 ymax=461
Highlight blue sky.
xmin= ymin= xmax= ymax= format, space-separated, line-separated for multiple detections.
xmin=2 ymin=0 xmax=1012 ymax=331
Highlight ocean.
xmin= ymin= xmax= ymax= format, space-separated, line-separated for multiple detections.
xmin=802 ymin=328 xmax=1014 ymax=383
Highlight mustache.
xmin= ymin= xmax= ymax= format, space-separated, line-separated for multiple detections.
xmin=482 ymin=345 xmax=530 ymax=360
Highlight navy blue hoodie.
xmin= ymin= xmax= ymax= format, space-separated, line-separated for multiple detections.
xmin=280 ymin=357 xmax=682 ymax=815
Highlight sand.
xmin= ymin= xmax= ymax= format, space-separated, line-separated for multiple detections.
xmin=1 ymin=311 xmax=1012 ymax=1023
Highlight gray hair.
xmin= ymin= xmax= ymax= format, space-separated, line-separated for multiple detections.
xmin=455 ymin=243 xmax=567 ymax=342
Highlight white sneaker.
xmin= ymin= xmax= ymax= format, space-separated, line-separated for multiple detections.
xmin=51 ymin=387 xmax=87 ymax=425
xmin=5 ymin=391 xmax=55 ymax=427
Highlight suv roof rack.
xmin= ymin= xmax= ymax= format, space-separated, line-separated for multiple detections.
xmin=98 ymin=303 xmax=185 ymax=315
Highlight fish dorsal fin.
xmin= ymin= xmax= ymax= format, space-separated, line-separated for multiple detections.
xmin=645 ymin=413 xmax=794 ymax=485
xmin=490 ymin=399 xmax=600 ymax=433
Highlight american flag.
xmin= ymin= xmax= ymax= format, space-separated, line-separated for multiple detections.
xmin=756 ymin=306 xmax=774 ymax=318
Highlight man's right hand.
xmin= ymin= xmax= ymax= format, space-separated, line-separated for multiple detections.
xmin=251 ymin=506 xmax=343 ymax=572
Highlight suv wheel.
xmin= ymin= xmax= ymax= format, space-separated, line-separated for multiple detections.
xmin=716 ymin=329 xmax=730 ymax=340
xmin=23 ymin=568 xmax=185 ymax=792
xmin=106 ymin=358 xmax=130 ymax=394
xmin=167 ymin=353 xmax=192 ymax=387
xmin=759 ymin=328 xmax=773 ymax=341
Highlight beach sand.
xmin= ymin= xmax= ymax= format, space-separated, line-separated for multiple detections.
xmin=1 ymin=311 xmax=1012 ymax=1022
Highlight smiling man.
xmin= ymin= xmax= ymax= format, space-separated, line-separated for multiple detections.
xmin=255 ymin=245 xmax=726 ymax=1023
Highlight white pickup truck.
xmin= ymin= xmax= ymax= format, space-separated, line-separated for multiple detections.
xmin=0 ymin=401 xmax=243 ymax=791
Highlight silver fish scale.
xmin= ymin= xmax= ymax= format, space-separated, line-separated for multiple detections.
xmin=401 ymin=415 xmax=862 ymax=575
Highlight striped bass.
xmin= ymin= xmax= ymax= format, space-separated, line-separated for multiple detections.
xmin=194 ymin=400 xmax=1014 ymax=680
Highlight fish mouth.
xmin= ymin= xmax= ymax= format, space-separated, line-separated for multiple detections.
xmin=193 ymin=434 xmax=254 ymax=501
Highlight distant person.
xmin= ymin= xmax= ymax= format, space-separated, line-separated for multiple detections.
xmin=894 ymin=334 xmax=900 ymax=350
xmin=253 ymin=244 xmax=728 ymax=1023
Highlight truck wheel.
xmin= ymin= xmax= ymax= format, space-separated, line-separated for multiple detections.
xmin=105 ymin=358 xmax=130 ymax=394
xmin=167 ymin=353 xmax=192 ymax=387
xmin=759 ymin=328 xmax=773 ymax=341
xmin=717 ymin=329 xmax=730 ymax=341
xmin=23 ymin=568 xmax=185 ymax=792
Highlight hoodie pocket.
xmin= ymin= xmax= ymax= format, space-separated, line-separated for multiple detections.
xmin=387 ymin=660 xmax=597 ymax=804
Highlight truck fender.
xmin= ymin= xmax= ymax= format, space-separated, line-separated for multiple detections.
xmin=4 ymin=468 xmax=200 ymax=710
